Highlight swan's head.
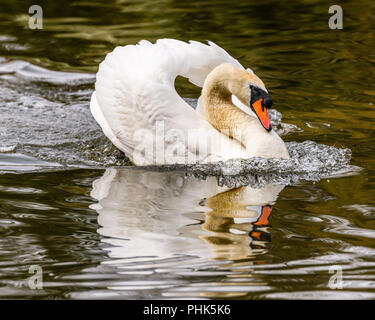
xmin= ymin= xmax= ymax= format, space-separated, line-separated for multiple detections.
xmin=204 ymin=63 xmax=273 ymax=132
xmin=248 ymin=84 xmax=273 ymax=132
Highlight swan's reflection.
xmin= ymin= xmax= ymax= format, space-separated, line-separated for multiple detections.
xmin=90 ymin=168 xmax=284 ymax=261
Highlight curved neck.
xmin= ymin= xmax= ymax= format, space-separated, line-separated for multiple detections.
xmin=202 ymin=78 xmax=256 ymax=147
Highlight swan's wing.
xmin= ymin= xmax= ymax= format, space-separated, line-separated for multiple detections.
xmin=91 ymin=39 xmax=247 ymax=165
xmin=159 ymin=39 xmax=246 ymax=87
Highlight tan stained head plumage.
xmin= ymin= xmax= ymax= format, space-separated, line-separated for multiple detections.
xmin=202 ymin=63 xmax=273 ymax=135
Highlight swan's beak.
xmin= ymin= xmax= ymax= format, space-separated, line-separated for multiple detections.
xmin=251 ymin=98 xmax=272 ymax=132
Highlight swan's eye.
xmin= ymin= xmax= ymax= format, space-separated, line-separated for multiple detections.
xmin=250 ymin=85 xmax=272 ymax=109
xmin=263 ymin=94 xmax=273 ymax=109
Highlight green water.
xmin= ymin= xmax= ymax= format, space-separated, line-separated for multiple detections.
xmin=0 ymin=0 xmax=375 ymax=299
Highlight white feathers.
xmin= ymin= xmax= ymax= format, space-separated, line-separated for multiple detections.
xmin=91 ymin=39 xmax=247 ymax=165
xmin=90 ymin=39 xmax=290 ymax=165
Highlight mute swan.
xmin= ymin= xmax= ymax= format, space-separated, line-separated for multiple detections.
xmin=90 ymin=39 xmax=289 ymax=165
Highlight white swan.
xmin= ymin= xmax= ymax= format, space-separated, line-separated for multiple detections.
xmin=90 ymin=39 xmax=289 ymax=165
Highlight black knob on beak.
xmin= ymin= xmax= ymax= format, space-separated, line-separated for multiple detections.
xmin=263 ymin=95 xmax=273 ymax=109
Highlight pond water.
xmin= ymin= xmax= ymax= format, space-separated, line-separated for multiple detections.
xmin=0 ymin=0 xmax=375 ymax=299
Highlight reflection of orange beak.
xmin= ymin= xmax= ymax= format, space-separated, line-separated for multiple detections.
xmin=254 ymin=205 xmax=272 ymax=226
xmin=251 ymin=98 xmax=272 ymax=132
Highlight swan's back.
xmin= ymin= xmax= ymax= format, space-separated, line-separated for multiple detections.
xmin=90 ymin=39 xmax=248 ymax=165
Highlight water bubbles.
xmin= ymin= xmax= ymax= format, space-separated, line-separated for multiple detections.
xmin=0 ymin=144 xmax=17 ymax=153
xmin=180 ymin=140 xmax=357 ymax=188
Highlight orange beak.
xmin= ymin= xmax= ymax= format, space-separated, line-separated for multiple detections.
xmin=251 ymin=98 xmax=272 ymax=132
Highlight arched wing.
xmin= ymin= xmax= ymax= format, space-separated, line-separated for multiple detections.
xmin=91 ymin=39 xmax=247 ymax=165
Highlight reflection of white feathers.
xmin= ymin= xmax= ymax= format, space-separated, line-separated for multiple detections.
xmin=90 ymin=168 xmax=284 ymax=260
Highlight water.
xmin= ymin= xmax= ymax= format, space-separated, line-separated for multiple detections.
xmin=0 ymin=0 xmax=375 ymax=299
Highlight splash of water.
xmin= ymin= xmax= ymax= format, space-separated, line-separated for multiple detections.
xmin=181 ymin=140 xmax=358 ymax=188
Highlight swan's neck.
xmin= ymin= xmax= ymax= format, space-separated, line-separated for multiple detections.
xmin=200 ymin=64 xmax=290 ymax=160
xmin=202 ymin=80 xmax=257 ymax=148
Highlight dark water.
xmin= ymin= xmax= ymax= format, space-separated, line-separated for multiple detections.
xmin=0 ymin=0 xmax=375 ymax=299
